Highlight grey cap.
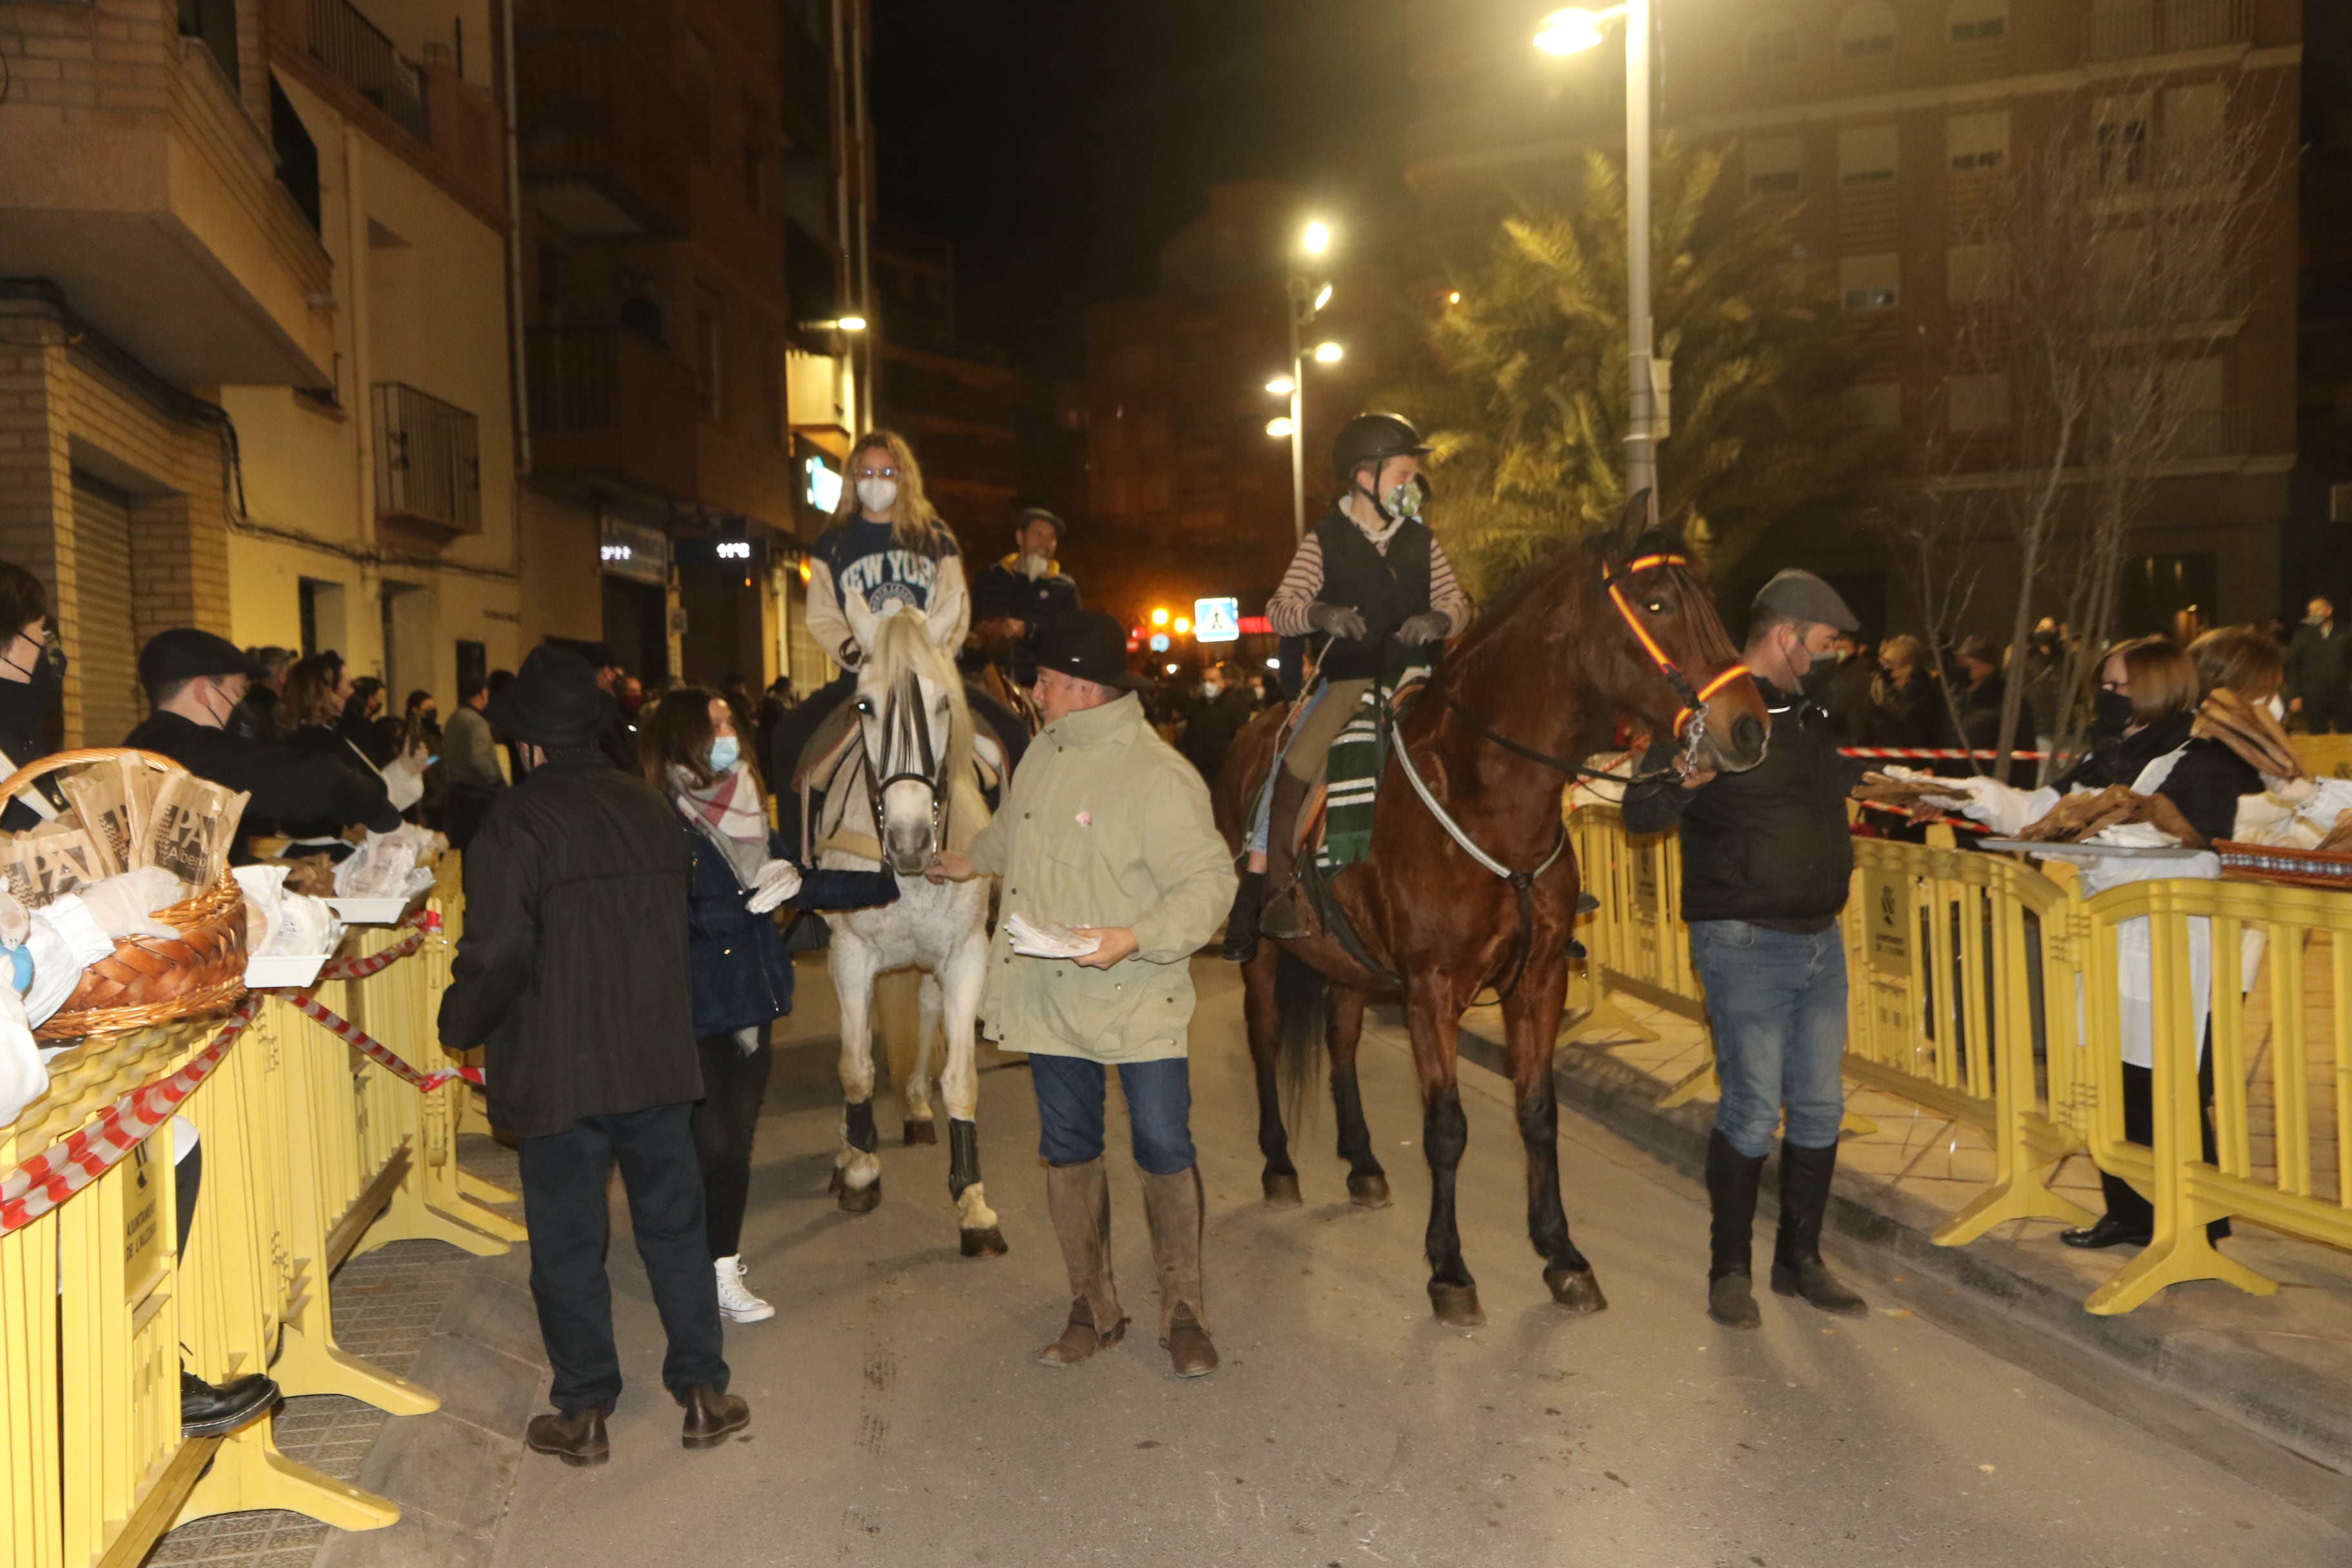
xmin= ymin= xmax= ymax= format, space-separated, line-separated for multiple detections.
xmin=1751 ymin=569 xmax=1859 ymax=633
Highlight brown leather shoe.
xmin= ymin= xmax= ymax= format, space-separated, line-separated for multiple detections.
xmin=525 ymin=1406 xmax=611 ymax=1467
xmin=1166 ymin=1304 xmax=1219 ymax=1378
xmin=1038 ymin=1298 xmax=1128 ymax=1367
xmin=678 ymin=1384 xmax=749 ymax=1449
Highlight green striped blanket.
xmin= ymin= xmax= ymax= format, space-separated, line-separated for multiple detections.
xmin=1316 ymin=671 xmax=1426 ymax=871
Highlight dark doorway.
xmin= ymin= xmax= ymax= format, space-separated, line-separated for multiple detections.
xmin=2117 ymin=553 xmax=2218 ymax=641
xmin=456 ymin=639 xmax=487 ymax=692
xmin=601 ymin=576 xmax=669 ymax=681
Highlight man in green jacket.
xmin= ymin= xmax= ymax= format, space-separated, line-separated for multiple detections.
xmin=928 ymin=611 xmax=1237 ymax=1378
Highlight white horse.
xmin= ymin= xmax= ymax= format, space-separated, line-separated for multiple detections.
xmin=814 ymin=594 xmax=1006 ymax=1257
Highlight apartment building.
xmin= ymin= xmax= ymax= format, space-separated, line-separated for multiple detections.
xmin=872 ymin=231 xmax=1019 ymax=545
xmin=1082 ymin=182 xmax=1418 ymax=625
xmin=514 ymin=0 xmax=872 ymax=694
xmin=1404 ymin=0 xmax=2303 ymax=632
xmin=1 ymin=0 xmax=516 ymax=741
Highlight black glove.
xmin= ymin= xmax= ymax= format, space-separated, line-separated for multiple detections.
xmin=1396 ymin=611 xmax=1452 ymax=647
xmin=1308 ymin=602 xmax=1369 ymax=642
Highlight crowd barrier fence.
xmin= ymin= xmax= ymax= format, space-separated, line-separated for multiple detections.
xmin=0 ymin=861 xmax=514 ymax=1568
xmin=1568 ymin=805 xmax=2352 ymax=1315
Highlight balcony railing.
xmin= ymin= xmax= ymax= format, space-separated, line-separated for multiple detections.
xmin=2088 ymin=0 xmax=2252 ymax=61
xmin=527 ymin=327 xmax=700 ymax=500
xmin=519 ymin=32 xmax=691 ymax=237
xmin=2096 ymin=134 xmax=2244 ymax=193
xmin=371 ymin=382 xmax=482 ymax=534
xmin=310 ymin=0 xmax=428 ymax=142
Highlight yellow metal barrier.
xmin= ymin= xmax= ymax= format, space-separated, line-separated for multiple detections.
xmin=0 ymin=865 xmax=509 ymax=1566
xmin=1564 ymin=804 xmax=1716 ymax=1105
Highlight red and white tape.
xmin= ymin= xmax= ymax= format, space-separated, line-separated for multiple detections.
xmin=282 ymin=992 xmax=483 ymax=1093
xmin=0 ymin=999 xmax=261 ymax=1233
xmin=1839 ymin=745 xmax=2052 ymax=761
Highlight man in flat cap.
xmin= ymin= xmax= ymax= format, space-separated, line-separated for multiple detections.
xmin=123 ymin=629 xmax=406 ymax=863
xmin=1623 ymin=569 xmax=1870 ymax=1331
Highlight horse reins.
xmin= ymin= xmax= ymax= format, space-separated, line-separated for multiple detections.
xmin=854 ymin=669 xmax=953 ymax=859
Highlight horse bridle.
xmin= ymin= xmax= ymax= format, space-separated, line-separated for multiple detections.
xmin=1600 ymin=550 xmax=1751 ymax=779
xmin=853 ymin=669 xmax=952 ymax=860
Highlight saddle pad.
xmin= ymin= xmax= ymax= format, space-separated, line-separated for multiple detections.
xmin=1313 ymin=669 xmax=1430 ymax=872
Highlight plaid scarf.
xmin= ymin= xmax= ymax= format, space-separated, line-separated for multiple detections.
xmin=671 ymin=762 xmax=769 ymax=883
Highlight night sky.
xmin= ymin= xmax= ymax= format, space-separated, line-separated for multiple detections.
xmin=870 ymin=0 xmax=1413 ymax=378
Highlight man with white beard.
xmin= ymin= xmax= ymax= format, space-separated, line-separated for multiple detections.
xmin=971 ymin=509 xmax=1080 ymax=681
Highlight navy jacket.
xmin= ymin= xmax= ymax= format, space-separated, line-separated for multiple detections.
xmin=681 ymin=820 xmax=899 ymax=1038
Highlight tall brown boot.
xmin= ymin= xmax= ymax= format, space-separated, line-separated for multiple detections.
xmin=1039 ymin=1158 xmax=1127 ymax=1366
xmin=1140 ymin=1166 xmax=1217 ymax=1378
xmin=1258 ymin=769 xmax=1315 ymax=942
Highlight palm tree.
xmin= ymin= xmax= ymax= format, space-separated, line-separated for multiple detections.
xmin=1400 ymin=138 xmax=1893 ymax=599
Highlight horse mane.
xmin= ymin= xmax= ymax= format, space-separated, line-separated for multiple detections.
xmin=859 ymin=607 xmax=990 ymax=852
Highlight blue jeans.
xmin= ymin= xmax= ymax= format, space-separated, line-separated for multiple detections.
xmin=1689 ymin=921 xmax=1848 ymax=1158
xmin=1030 ymin=1054 xmax=1197 ymax=1174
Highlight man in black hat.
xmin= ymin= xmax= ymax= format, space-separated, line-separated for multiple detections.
xmin=971 ymin=508 xmax=1081 ymax=676
xmin=1623 ymin=568 xmax=1871 ymax=1332
xmin=123 ymin=629 xmax=406 ymax=862
xmin=437 ymin=645 xmax=746 ymax=1467
xmin=928 ymin=611 xmax=1237 ymax=1378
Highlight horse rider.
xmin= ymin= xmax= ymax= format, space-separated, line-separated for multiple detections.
xmin=1622 ymin=570 xmax=1870 ymax=1331
xmin=927 ymin=609 xmax=1237 ymax=1378
xmin=765 ymin=430 xmax=1030 ymax=855
xmin=1221 ymin=412 xmax=1473 ymax=957
xmin=970 ymin=507 xmax=1080 ymax=681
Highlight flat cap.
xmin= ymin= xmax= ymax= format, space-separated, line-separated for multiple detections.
xmin=1751 ymin=569 xmax=1859 ymax=634
xmin=137 ymin=628 xmax=259 ymax=687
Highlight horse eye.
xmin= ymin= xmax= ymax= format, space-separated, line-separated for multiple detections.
xmin=854 ymin=698 xmax=874 ymax=716
xmin=1642 ymin=598 xmax=1669 ymax=615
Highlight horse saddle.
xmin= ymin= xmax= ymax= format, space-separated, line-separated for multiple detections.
xmin=800 ymin=705 xmax=1007 ymax=865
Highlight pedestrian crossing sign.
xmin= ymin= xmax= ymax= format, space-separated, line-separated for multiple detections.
xmin=1193 ymin=596 xmax=1240 ymax=643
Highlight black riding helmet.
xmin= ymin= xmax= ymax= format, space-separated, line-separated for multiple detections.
xmin=1329 ymin=412 xmax=1431 ymax=484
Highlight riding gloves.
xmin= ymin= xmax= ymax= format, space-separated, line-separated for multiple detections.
xmin=1308 ymin=602 xmax=1369 ymax=642
xmin=1395 ymin=611 xmax=1452 ymax=647
xmin=745 ymin=859 xmax=804 ymax=915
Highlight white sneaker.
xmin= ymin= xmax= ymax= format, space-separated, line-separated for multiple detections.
xmin=714 ymin=1256 xmax=774 ymax=1323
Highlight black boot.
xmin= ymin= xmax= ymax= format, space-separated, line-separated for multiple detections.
xmin=181 ymin=1367 xmax=279 ymax=1436
xmin=1770 ymin=1141 xmax=1867 ymax=1316
xmin=1220 ymin=870 xmax=1264 ymax=963
xmin=1705 ymin=1130 xmax=1765 ymax=1329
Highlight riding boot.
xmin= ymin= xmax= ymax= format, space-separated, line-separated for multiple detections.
xmin=1140 ymin=1166 xmax=1217 ymax=1377
xmin=1220 ymin=870 xmax=1264 ymax=962
xmin=1039 ymin=1158 xmax=1127 ymax=1367
xmin=1258 ymin=770 xmax=1315 ymax=943
xmin=1705 ymin=1130 xmax=1766 ymax=1329
xmin=1770 ymin=1141 xmax=1867 ymax=1316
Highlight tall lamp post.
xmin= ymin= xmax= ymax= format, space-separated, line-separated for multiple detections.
xmin=1536 ymin=5 xmax=1665 ymax=513
xmin=1284 ymin=220 xmax=1336 ymax=540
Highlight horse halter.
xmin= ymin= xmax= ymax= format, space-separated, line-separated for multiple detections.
xmin=854 ymin=669 xmax=952 ymax=859
xmin=1600 ymin=551 xmax=1750 ymax=770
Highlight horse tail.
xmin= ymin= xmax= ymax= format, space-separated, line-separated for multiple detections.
xmin=1274 ymin=946 xmax=1327 ymax=1134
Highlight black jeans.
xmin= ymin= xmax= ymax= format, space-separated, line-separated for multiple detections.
xmin=2103 ymin=1050 xmax=2230 ymax=1242
xmin=691 ymin=1026 xmax=772 ymax=1259
xmin=516 ymin=1102 xmax=728 ymax=1413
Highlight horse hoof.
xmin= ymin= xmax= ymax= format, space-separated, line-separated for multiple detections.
xmin=959 ymin=1226 xmax=1010 ymax=1259
xmin=1262 ymin=1171 xmax=1304 ymax=1208
xmin=827 ymin=1166 xmax=844 ymax=1195
xmin=1427 ymin=1280 xmax=1485 ymax=1328
xmin=1545 ymin=1266 xmax=1609 ymax=1313
xmin=838 ymin=1179 xmax=882 ymax=1214
xmin=1346 ymin=1172 xmax=1391 ymax=1208
xmin=904 ymin=1119 xmax=937 ymax=1146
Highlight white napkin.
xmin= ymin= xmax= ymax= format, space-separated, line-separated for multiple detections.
xmin=1004 ymin=914 xmax=1101 ymax=960
xmin=2085 ymin=822 xmax=2182 ymax=849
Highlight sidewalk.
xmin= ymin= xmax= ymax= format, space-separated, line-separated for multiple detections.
xmin=1453 ymin=988 xmax=2352 ymax=1524
xmin=147 ymin=1134 xmax=541 ymax=1568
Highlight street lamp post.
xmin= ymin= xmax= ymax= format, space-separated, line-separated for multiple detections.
xmin=1285 ymin=273 xmax=1308 ymax=540
xmin=1536 ymin=3 xmax=1661 ymax=516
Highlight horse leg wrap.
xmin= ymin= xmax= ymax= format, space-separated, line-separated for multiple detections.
xmin=948 ymin=1118 xmax=982 ymax=1199
xmin=845 ymin=1097 xmax=879 ymax=1153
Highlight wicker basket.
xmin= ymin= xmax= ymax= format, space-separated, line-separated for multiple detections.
xmin=0 ymin=748 xmax=250 ymax=1040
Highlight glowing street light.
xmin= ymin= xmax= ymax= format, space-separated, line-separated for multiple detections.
xmin=1533 ymin=6 xmax=1620 ymax=54
xmin=1313 ymin=282 xmax=1334 ymax=312
xmin=1164 ymin=663 xmax=1180 ymax=675
xmin=1446 ymin=290 xmax=1462 ymax=305
xmin=1266 ymin=375 xmax=1296 ymax=396
xmin=1173 ymin=616 xmax=1192 ymax=635
xmin=1149 ymin=607 xmax=1171 ymax=627
xmin=1301 ymin=219 xmax=1331 ymax=256
xmin=1313 ymin=340 xmax=1344 ymax=364
xmin=1266 ymin=416 xmax=1295 ymax=438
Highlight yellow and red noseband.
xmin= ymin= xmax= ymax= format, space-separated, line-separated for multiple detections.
xmin=1602 ymin=553 xmax=1750 ymax=738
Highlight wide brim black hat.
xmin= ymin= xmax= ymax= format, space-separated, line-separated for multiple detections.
xmin=1026 ymin=610 xmax=1147 ymax=691
xmin=487 ymin=645 xmax=606 ymax=748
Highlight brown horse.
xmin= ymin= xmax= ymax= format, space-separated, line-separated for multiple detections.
xmin=1213 ymin=500 xmax=1769 ymax=1326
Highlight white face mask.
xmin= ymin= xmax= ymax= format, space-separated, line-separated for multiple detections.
xmin=1018 ymin=551 xmax=1049 ymax=580
xmin=1201 ymin=680 xmax=1222 ymax=699
xmin=856 ymin=477 xmax=897 ymax=514
xmin=2267 ymin=694 xmax=2287 ymax=722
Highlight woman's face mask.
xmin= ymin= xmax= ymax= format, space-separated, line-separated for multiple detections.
xmin=1378 ymin=476 xmax=1429 ymax=523
xmin=856 ymin=476 xmax=898 ymax=514
xmin=2092 ymin=687 xmax=2135 ymax=738
xmin=708 ymin=734 xmax=741 ymax=773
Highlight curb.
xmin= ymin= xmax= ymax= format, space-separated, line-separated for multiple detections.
xmin=1449 ymin=1012 xmax=2352 ymax=1529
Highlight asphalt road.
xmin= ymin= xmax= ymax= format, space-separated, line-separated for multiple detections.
xmin=490 ymin=958 xmax=2346 ymax=1567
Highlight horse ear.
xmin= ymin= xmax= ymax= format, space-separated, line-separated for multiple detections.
xmin=1609 ymin=489 xmax=1652 ymax=554
xmin=844 ymin=590 xmax=879 ymax=654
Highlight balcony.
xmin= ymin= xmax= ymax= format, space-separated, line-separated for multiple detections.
xmin=308 ymin=0 xmax=427 ymax=141
xmin=777 ymin=5 xmax=833 ymax=154
xmin=372 ymin=382 xmax=482 ymax=539
xmin=519 ymin=32 xmax=691 ymax=237
xmin=0 ymin=17 xmax=333 ymax=384
xmin=2088 ymin=0 xmax=2253 ymax=61
xmin=528 ymin=327 xmax=700 ymax=500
